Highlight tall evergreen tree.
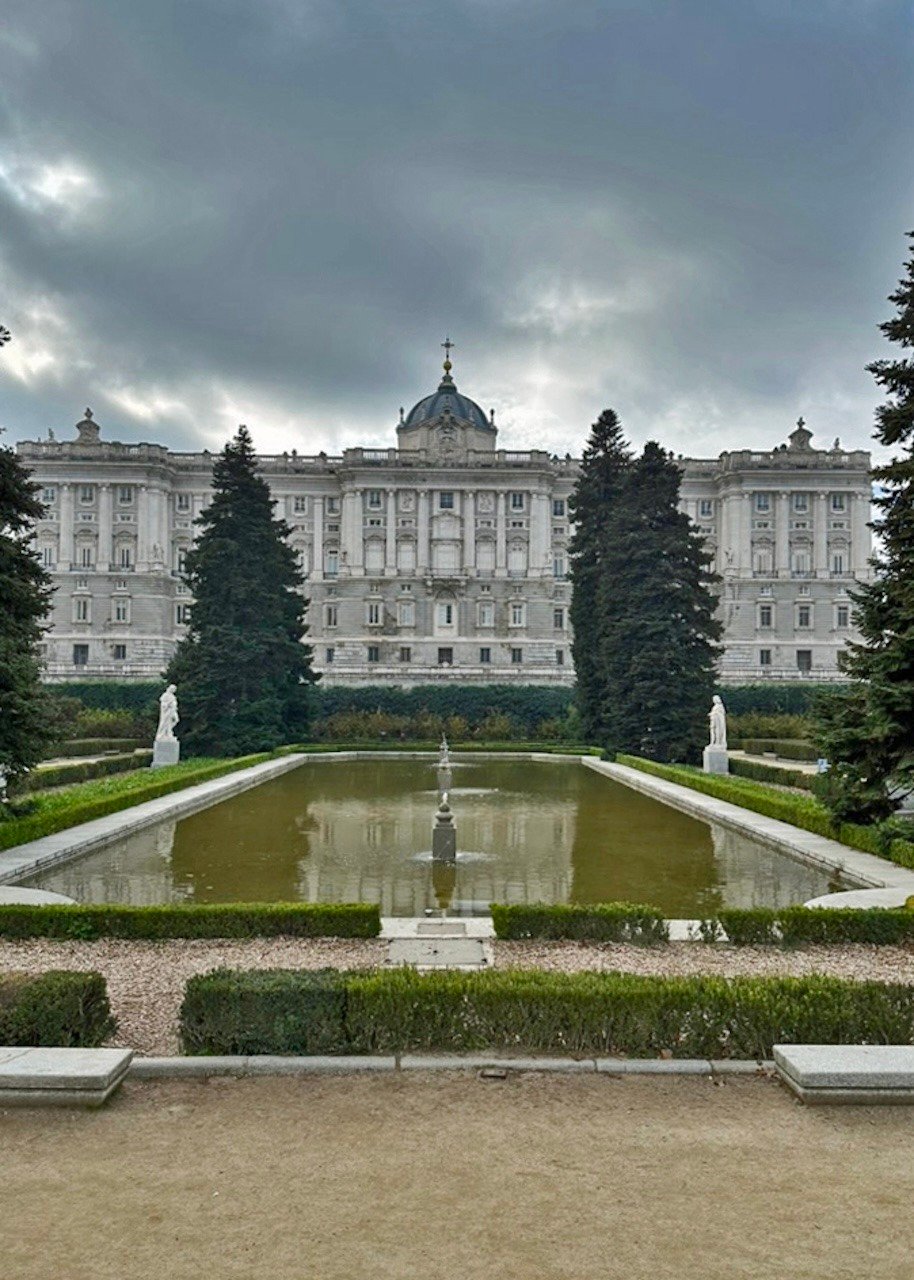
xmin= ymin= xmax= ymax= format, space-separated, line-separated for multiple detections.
xmin=569 ymin=413 xmax=721 ymax=759
xmin=568 ymin=410 xmax=632 ymax=742
xmin=166 ymin=426 xmax=318 ymax=755
xmin=815 ymin=231 xmax=914 ymax=823
xmin=0 ymin=435 xmax=54 ymax=784
xmin=597 ymin=442 xmax=721 ymax=760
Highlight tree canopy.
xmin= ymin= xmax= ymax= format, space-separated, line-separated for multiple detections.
xmin=0 ymin=437 xmax=54 ymax=783
xmin=816 ymin=231 xmax=914 ymax=823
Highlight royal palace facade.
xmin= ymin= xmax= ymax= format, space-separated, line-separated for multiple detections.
xmin=16 ymin=355 xmax=872 ymax=686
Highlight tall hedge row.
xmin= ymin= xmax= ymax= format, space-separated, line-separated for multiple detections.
xmin=0 ymin=971 xmax=115 ymax=1046
xmin=181 ymin=967 xmax=914 ymax=1059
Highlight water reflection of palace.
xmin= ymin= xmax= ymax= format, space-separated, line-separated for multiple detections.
xmin=294 ymin=790 xmax=577 ymax=915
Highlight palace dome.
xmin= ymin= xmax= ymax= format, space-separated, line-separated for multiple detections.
xmin=402 ymin=354 xmax=492 ymax=431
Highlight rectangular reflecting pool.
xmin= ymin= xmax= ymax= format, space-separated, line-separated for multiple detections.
xmin=23 ymin=757 xmax=838 ymax=916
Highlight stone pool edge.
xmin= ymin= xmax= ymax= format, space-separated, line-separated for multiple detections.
xmin=0 ymin=754 xmax=309 ymax=885
xmin=586 ymin=758 xmax=914 ymax=896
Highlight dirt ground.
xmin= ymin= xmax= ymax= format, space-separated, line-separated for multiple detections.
xmin=2 ymin=1074 xmax=913 ymax=1280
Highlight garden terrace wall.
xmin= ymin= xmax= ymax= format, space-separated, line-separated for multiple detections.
xmin=181 ymin=968 xmax=914 ymax=1059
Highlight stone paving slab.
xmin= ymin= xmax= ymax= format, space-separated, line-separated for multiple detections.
xmin=0 ymin=1047 xmax=133 ymax=1107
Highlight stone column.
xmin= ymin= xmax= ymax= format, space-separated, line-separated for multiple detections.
xmin=58 ymin=482 xmax=74 ymax=570
xmin=417 ymin=490 xmax=430 ymax=573
xmin=462 ymin=490 xmax=475 ymax=573
xmin=137 ymin=485 xmax=151 ymax=571
xmin=531 ymin=492 xmax=551 ymax=578
xmin=350 ymin=488 xmax=364 ymax=573
xmin=385 ymin=488 xmax=396 ymax=575
xmin=814 ymin=491 xmax=829 ymax=578
xmin=313 ymin=496 xmax=324 ymax=581
xmin=495 ymin=491 xmax=507 ymax=574
xmin=97 ymin=483 xmax=113 ymax=571
xmin=852 ymin=490 xmax=871 ymax=577
xmin=775 ymin=491 xmax=790 ymax=578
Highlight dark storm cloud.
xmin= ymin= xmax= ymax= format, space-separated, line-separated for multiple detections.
xmin=1 ymin=0 xmax=912 ymax=458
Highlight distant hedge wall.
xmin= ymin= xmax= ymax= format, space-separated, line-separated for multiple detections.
xmin=181 ymin=967 xmax=914 ymax=1059
xmin=716 ymin=684 xmax=845 ymax=715
xmin=728 ymin=757 xmax=815 ymax=791
xmin=0 ymin=971 xmax=115 ymax=1046
xmin=736 ymin=739 xmax=819 ymax=761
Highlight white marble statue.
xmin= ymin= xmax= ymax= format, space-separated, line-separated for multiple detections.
xmin=708 ymin=695 xmax=727 ymax=749
xmin=156 ymin=684 xmax=180 ymax=741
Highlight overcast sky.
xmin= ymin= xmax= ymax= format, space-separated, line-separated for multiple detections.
xmin=1 ymin=0 xmax=912 ymax=461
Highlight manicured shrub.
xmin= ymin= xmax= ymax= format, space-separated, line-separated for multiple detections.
xmin=490 ymin=902 xmax=668 ymax=944
xmin=181 ymin=967 xmax=914 ymax=1059
xmin=0 ymin=902 xmax=381 ymax=941
xmin=20 ymin=751 xmax=152 ymax=793
xmin=182 ymin=968 xmax=351 ymax=1055
xmin=728 ymin=757 xmax=815 ymax=790
xmin=701 ymin=906 xmax=914 ymax=946
xmin=0 ymin=970 xmax=115 ymax=1046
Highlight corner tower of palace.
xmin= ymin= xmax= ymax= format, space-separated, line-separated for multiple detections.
xmin=17 ymin=354 xmax=871 ymax=684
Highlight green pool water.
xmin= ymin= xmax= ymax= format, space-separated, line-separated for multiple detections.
xmin=25 ymin=757 xmax=836 ymax=916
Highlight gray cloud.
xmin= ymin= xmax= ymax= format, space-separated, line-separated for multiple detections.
xmin=1 ymin=0 xmax=912 ymax=461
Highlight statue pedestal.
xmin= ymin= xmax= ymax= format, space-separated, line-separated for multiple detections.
xmin=152 ymin=737 xmax=180 ymax=769
xmin=703 ymin=746 xmax=729 ymax=776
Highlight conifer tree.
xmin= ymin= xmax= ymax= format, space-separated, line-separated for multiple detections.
xmin=569 ymin=414 xmax=721 ymax=759
xmin=568 ymin=410 xmax=632 ymax=742
xmin=598 ymin=442 xmax=721 ymax=760
xmin=816 ymin=232 xmax=914 ymax=823
xmin=166 ymin=426 xmax=318 ymax=755
xmin=0 ymin=435 xmax=54 ymax=783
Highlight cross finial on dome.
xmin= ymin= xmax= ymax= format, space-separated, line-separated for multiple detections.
xmin=440 ymin=336 xmax=455 ymax=384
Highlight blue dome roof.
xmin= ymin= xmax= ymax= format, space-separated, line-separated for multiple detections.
xmin=403 ymin=374 xmax=492 ymax=431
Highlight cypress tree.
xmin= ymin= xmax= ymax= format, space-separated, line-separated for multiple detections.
xmin=166 ymin=426 xmax=318 ymax=755
xmin=0 ymin=434 xmax=54 ymax=784
xmin=815 ymin=231 xmax=914 ymax=823
xmin=568 ymin=410 xmax=632 ymax=742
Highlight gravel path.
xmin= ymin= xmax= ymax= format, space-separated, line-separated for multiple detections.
xmin=4 ymin=936 xmax=914 ymax=1055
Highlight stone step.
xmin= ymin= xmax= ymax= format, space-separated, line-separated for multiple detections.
xmin=0 ymin=1047 xmax=134 ymax=1107
xmin=774 ymin=1044 xmax=914 ymax=1105
xmin=387 ymin=936 xmax=492 ymax=969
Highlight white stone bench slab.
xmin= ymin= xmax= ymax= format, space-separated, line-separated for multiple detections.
xmin=0 ymin=1047 xmax=134 ymax=1107
xmin=774 ymin=1045 xmax=914 ymax=1105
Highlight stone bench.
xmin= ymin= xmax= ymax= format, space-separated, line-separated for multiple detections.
xmin=0 ymin=1047 xmax=134 ymax=1107
xmin=774 ymin=1045 xmax=914 ymax=1105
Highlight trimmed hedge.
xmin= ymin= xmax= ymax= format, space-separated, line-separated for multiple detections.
xmin=0 ymin=753 xmax=274 ymax=851
xmin=737 ymin=739 xmax=818 ymax=762
xmin=180 ymin=967 xmax=914 ymax=1058
xmin=718 ymin=684 xmax=847 ymax=715
xmin=49 ymin=738 xmax=144 ymax=758
xmin=617 ymin=754 xmax=914 ymax=870
xmin=281 ymin=741 xmax=599 ymax=757
xmin=0 ymin=970 xmax=115 ymax=1046
xmin=706 ymin=906 xmax=914 ymax=947
xmin=490 ymin=902 xmax=668 ymax=944
xmin=0 ymin=902 xmax=381 ymax=941
xmin=22 ymin=751 xmax=152 ymax=793
xmin=728 ymin=756 xmax=815 ymax=791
